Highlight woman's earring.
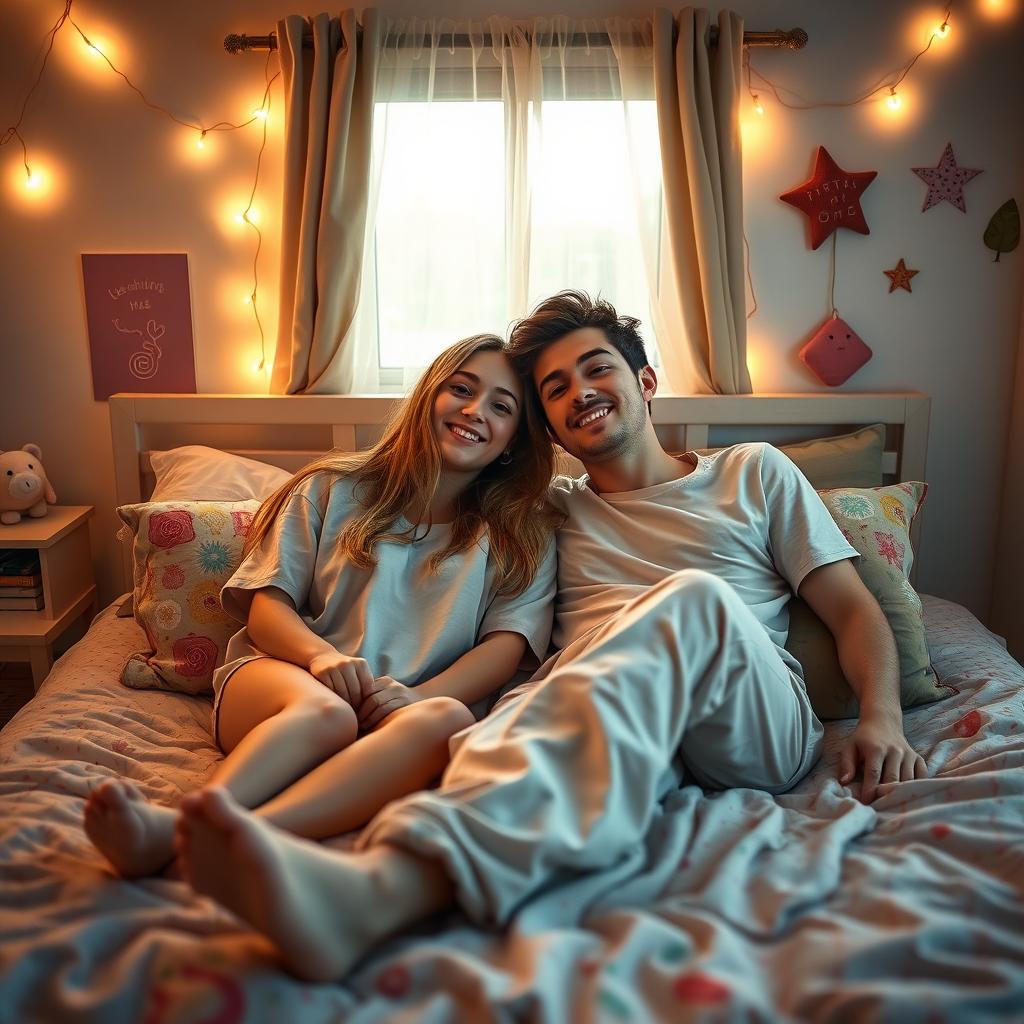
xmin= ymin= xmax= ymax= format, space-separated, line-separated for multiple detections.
xmin=500 ymin=449 xmax=513 ymax=465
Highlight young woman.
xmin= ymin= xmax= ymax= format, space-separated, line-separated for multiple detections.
xmin=85 ymin=334 xmax=560 ymax=878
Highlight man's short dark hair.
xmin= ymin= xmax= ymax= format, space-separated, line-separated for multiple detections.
xmin=508 ymin=290 xmax=649 ymax=380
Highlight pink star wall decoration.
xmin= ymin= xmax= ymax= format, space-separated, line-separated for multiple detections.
xmin=912 ymin=143 xmax=982 ymax=213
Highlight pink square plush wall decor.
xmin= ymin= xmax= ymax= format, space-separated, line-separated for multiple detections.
xmin=799 ymin=315 xmax=873 ymax=387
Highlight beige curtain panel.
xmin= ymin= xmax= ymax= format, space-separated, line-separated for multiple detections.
xmin=653 ymin=8 xmax=752 ymax=394
xmin=271 ymin=10 xmax=380 ymax=395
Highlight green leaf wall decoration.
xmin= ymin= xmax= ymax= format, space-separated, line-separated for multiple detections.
xmin=983 ymin=199 xmax=1020 ymax=262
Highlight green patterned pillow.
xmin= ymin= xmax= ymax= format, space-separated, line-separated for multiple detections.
xmin=786 ymin=482 xmax=955 ymax=720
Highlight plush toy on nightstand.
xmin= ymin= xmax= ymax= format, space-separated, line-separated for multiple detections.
xmin=0 ymin=444 xmax=57 ymax=524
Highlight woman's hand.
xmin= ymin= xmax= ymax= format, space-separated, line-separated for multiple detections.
xmin=358 ymin=676 xmax=421 ymax=731
xmin=307 ymin=651 xmax=373 ymax=707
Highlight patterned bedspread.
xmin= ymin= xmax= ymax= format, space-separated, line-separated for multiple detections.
xmin=0 ymin=596 xmax=1021 ymax=1022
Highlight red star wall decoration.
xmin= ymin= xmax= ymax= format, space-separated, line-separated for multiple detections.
xmin=912 ymin=143 xmax=982 ymax=213
xmin=883 ymin=258 xmax=919 ymax=293
xmin=779 ymin=146 xmax=878 ymax=250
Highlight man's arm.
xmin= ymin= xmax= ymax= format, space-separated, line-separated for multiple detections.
xmin=798 ymin=559 xmax=927 ymax=802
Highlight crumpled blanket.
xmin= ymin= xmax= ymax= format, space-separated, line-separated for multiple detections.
xmin=0 ymin=595 xmax=1020 ymax=1023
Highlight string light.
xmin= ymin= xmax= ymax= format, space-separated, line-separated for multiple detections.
xmin=746 ymin=3 xmax=954 ymax=113
xmin=1 ymin=1 xmax=73 ymax=188
xmin=752 ymin=94 xmax=764 ymax=116
xmin=3 ymin=0 xmax=278 ymax=379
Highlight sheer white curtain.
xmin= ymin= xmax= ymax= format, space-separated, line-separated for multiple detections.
xmin=347 ymin=16 xmax=683 ymax=392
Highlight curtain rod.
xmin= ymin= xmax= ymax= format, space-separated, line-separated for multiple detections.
xmin=224 ymin=26 xmax=808 ymax=54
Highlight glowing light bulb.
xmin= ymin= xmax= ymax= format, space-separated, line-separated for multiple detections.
xmin=244 ymin=293 xmax=253 ymax=305
xmin=81 ymin=34 xmax=107 ymax=58
xmin=886 ymin=89 xmax=901 ymax=111
xmin=235 ymin=212 xmax=245 ymax=224
xmin=24 ymin=171 xmax=40 ymax=190
xmin=196 ymin=131 xmax=207 ymax=150
xmin=935 ymin=19 xmax=951 ymax=38
xmin=251 ymin=358 xmax=267 ymax=375
xmin=752 ymin=94 xmax=764 ymax=116
xmin=252 ymin=109 xmax=268 ymax=120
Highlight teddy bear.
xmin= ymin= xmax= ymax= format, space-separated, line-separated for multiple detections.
xmin=0 ymin=444 xmax=57 ymax=524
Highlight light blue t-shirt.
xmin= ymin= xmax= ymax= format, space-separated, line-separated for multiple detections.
xmin=215 ymin=472 xmax=557 ymax=703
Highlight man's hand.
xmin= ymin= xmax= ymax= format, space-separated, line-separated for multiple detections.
xmin=838 ymin=715 xmax=927 ymax=803
xmin=307 ymin=651 xmax=374 ymax=707
xmin=358 ymin=676 xmax=421 ymax=731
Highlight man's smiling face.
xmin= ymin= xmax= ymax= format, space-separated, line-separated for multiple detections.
xmin=532 ymin=327 xmax=653 ymax=463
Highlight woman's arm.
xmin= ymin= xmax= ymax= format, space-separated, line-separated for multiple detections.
xmin=414 ymin=630 xmax=527 ymax=706
xmin=246 ymin=586 xmax=372 ymax=704
xmin=358 ymin=630 xmax=528 ymax=729
xmin=246 ymin=586 xmax=336 ymax=667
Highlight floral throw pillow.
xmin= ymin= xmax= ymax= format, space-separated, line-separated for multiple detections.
xmin=116 ymin=500 xmax=261 ymax=695
xmin=786 ymin=482 xmax=956 ymax=720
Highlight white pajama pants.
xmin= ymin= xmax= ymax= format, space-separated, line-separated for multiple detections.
xmin=357 ymin=569 xmax=824 ymax=925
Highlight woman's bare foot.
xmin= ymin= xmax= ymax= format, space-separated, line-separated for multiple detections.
xmin=175 ymin=787 xmax=415 ymax=982
xmin=83 ymin=779 xmax=177 ymax=878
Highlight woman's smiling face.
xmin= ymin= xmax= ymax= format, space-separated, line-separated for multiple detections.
xmin=432 ymin=349 xmax=523 ymax=474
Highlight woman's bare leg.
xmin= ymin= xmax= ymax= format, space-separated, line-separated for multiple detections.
xmin=176 ymin=787 xmax=454 ymax=982
xmin=254 ymin=697 xmax=475 ymax=838
xmin=84 ymin=659 xmax=356 ymax=877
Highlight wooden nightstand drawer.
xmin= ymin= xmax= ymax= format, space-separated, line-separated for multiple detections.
xmin=0 ymin=506 xmax=98 ymax=690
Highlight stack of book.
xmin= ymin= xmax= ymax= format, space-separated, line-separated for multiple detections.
xmin=0 ymin=550 xmax=44 ymax=611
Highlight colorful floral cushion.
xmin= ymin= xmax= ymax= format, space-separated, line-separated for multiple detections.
xmin=117 ymin=500 xmax=261 ymax=695
xmin=786 ymin=482 xmax=956 ymax=720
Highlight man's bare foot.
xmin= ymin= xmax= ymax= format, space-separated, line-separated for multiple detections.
xmin=83 ymin=779 xmax=178 ymax=878
xmin=175 ymin=787 xmax=403 ymax=982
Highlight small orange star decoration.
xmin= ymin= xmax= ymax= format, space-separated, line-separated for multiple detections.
xmin=883 ymin=258 xmax=919 ymax=293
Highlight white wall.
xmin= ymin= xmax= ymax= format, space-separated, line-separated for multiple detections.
xmin=2 ymin=0 xmax=1023 ymax=626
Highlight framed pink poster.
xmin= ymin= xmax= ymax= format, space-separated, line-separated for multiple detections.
xmin=81 ymin=253 xmax=197 ymax=400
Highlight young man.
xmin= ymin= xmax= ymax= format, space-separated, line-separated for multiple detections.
xmin=173 ymin=291 xmax=925 ymax=982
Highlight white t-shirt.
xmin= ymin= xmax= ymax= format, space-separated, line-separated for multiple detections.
xmin=218 ymin=472 xmax=557 ymax=691
xmin=548 ymin=443 xmax=858 ymax=677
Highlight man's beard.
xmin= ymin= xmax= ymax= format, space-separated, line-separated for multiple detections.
xmin=575 ymin=405 xmax=643 ymax=463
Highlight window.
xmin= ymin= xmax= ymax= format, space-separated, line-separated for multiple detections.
xmin=353 ymin=43 xmax=664 ymax=389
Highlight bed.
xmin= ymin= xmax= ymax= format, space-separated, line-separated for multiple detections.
xmin=1 ymin=392 xmax=1021 ymax=1022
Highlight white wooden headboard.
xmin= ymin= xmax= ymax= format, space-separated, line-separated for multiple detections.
xmin=108 ymin=391 xmax=930 ymax=588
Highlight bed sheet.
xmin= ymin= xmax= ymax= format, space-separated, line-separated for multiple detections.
xmin=0 ymin=596 xmax=1021 ymax=1023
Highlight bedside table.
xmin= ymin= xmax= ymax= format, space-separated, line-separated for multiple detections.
xmin=0 ymin=506 xmax=98 ymax=690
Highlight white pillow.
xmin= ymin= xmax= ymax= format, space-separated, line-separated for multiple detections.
xmin=149 ymin=446 xmax=293 ymax=501
xmin=116 ymin=447 xmax=293 ymax=619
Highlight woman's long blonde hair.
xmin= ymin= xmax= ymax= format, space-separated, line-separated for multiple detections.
xmin=243 ymin=334 xmax=560 ymax=596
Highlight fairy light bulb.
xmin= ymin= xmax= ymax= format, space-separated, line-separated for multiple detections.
xmin=24 ymin=170 xmax=40 ymax=190
xmin=886 ymin=88 xmax=901 ymax=110
xmin=196 ymin=130 xmax=207 ymax=151
xmin=935 ymin=19 xmax=951 ymax=38
xmin=252 ymin=109 xmax=268 ymax=120
xmin=243 ymin=293 xmax=252 ymax=305
xmin=752 ymin=93 xmax=764 ymax=116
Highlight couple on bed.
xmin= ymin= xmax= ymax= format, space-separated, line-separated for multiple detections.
xmin=85 ymin=290 xmax=927 ymax=981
